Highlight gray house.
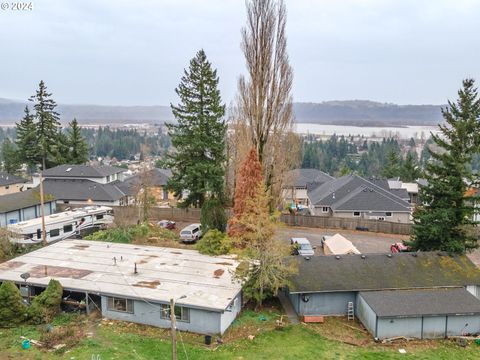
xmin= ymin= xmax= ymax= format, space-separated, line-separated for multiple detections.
xmin=285 ymin=252 xmax=480 ymax=339
xmin=307 ymin=174 xmax=412 ymax=223
xmin=0 ymin=189 xmax=56 ymax=227
xmin=282 ymin=169 xmax=334 ymax=207
xmin=0 ymin=240 xmax=242 ymax=335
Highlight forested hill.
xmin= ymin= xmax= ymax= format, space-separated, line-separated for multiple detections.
xmin=0 ymin=98 xmax=443 ymax=126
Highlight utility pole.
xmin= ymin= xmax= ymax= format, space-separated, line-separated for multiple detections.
xmin=170 ymin=298 xmax=177 ymax=360
xmin=39 ymin=171 xmax=47 ymax=246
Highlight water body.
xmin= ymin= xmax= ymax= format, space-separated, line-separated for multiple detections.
xmin=294 ymin=123 xmax=440 ymax=139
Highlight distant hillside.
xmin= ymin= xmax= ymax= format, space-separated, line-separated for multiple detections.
xmin=0 ymin=98 xmax=443 ymax=126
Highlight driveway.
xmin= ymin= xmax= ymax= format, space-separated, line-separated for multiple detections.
xmin=275 ymin=225 xmax=409 ymax=255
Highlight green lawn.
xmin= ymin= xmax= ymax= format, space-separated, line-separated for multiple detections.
xmin=1 ymin=313 xmax=479 ymax=360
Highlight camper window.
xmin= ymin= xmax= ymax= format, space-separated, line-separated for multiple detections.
xmin=50 ymin=229 xmax=60 ymax=237
xmin=96 ymin=214 xmax=104 ymax=220
xmin=63 ymin=224 xmax=73 ymax=233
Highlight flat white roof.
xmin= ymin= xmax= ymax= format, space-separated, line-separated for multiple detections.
xmin=0 ymin=240 xmax=241 ymax=312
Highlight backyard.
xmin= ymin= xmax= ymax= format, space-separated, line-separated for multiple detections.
xmin=1 ymin=308 xmax=479 ymax=360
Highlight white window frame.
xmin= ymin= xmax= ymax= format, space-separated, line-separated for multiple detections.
xmin=160 ymin=304 xmax=190 ymax=323
xmin=385 ymin=212 xmax=392 ymax=217
xmin=322 ymin=207 xmax=329 ymax=213
xmin=353 ymin=211 xmax=361 ymax=217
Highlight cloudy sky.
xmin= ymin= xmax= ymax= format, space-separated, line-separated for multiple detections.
xmin=1 ymin=0 xmax=479 ymax=106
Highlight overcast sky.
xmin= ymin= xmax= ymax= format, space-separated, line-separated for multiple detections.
xmin=1 ymin=0 xmax=479 ymax=106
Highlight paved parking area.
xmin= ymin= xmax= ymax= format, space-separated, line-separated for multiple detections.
xmin=275 ymin=225 xmax=409 ymax=255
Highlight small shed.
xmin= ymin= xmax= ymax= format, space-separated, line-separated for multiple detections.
xmin=357 ymin=288 xmax=480 ymax=339
xmin=323 ymin=233 xmax=360 ymax=255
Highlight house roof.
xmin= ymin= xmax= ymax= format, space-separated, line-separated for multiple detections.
xmin=0 ymin=188 xmax=55 ymax=213
xmin=42 ymin=165 xmax=124 ymax=178
xmin=288 ymin=252 xmax=480 ymax=294
xmin=0 ymin=240 xmax=242 ymax=312
xmin=284 ymin=169 xmax=334 ymax=188
xmin=308 ymin=174 xmax=411 ymax=212
xmin=0 ymin=172 xmax=27 ymax=186
xmin=123 ymin=168 xmax=172 ymax=192
xmin=42 ymin=179 xmax=127 ymax=202
xmin=359 ymin=288 xmax=480 ymax=318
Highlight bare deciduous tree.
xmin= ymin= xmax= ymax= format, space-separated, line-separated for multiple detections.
xmin=232 ymin=0 xmax=300 ymax=208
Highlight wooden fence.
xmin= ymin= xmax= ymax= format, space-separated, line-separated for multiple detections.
xmin=280 ymin=214 xmax=412 ymax=235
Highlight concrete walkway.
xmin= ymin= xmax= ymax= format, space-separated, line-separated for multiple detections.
xmin=277 ymin=291 xmax=299 ymax=324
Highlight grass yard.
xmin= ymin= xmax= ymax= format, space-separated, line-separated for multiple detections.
xmin=1 ymin=311 xmax=479 ymax=360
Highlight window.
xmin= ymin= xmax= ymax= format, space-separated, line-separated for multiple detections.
xmin=322 ymin=207 xmax=329 ymax=213
xmin=226 ymin=298 xmax=237 ymax=312
xmin=63 ymin=201 xmax=70 ymax=204
xmin=385 ymin=212 xmax=392 ymax=217
xmin=96 ymin=214 xmax=104 ymax=220
xmin=5 ymin=186 xmax=9 ymax=190
xmin=63 ymin=224 xmax=73 ymax=233
xmin=353 ymin=212 xmax=360 ymax=217
xmin=160 ymin=304 xmax=190 ymax=322
xmin=50 ymin=229 xmax=60 ymax=237
xmin=107 ymin=297 xmax=134 ymax=313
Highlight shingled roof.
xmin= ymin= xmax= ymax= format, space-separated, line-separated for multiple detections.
xmin=42 ymin=165 xmax=124 ymax=178
xmin=42 ymin=179 xmax=127 ymax=202
xmin=307 ymin=174 xmax=411 ymax=212
xmin=0 ymin=172 xmax=27 ymax=186
xmin=284 ymin=169 xmax=334 ymax=188
xmin=359 ymin=288 xmax=480 ymax=318
xmin=0 ymin=189 xmax=55 ymax=213
xmin=288 ymin=252 xmax=480 ymax=293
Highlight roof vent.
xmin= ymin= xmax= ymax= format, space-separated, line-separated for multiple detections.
xmin=387 ymin=254 xmax=392 ymax=258
xmin=361 ymin=255 xmax=366 ymax=259
xmin=305 ymin=256 xmax=311 ymax=261
xmin=66 ymin=167 xmax=72 ymax=172
xmin=411 ymin=253 xmax=417 ymax=257
xmin=335 ymin=255 xmax=341 ymax=260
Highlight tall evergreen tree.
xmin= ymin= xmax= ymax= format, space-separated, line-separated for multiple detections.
xmin=381 ymin=149 xmax=401 ymax=178
xmin=410 ymin=79 xmax=480 ymax=254
xmin=165 ymin=49 xmax=226 ymax=208
xmin=1 ymin=138 xmax=21 ymax=174
xmin=400 ymin=151 xmax=421 ymax=182
xmin=15 ymin=106 xmax=38 ymax=171
xmin=29 ymin=80 xmax=62 ymax=169
xmin=66 ymin=118 xmax=89 ymax=164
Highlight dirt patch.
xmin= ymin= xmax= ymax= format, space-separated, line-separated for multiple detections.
xmin=133 ymin=280 xmax=161 ymax=289
xmin=171 ymin=251 xmax=182 ymax=255
xmin=138 ymin=255 xmax=159 ymax=264
xmin=0 ymin=261 xmax=25 ymax=270
xmin=30 ymin=265 xmax=92 ymax=279
xmin=215 ymin=262 xmax=233 ymax=266
xmin=72 ymin=244 xmax=90 ymax=250
xmin=213 ymin=269 xmax=225 ymax=278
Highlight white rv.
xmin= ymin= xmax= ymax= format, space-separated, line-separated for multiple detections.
xmin=7 ymin=206 xmax=114 ymax=245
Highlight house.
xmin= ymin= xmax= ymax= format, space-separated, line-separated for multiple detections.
xmin=285 ymin=252 xmax=480 ymax=339
xmin=26 ymin=165 xmax=132 ymax=206
xmin=386 ymin=178 xmax=420 ymax=205
xmin=122 ymin=168 xmax=176 ymax=206
xmin=307 ymin=174 xmax=412 ymax=223
xmin=0 ymin=240 xmax=242 ymax=335
xmin=0 ymin=172 xmax=27 ymax=196
xmin=282 ymin=169 xmax=334 ymax=207
xmin=0 ymin=188 xmax=56 ymax=227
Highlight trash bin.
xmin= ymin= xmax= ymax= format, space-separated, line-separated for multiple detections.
xmin=22 ymin=340 xmax=31 ymax=350
xmin=204 ymin=335 xmax=212 ymax=345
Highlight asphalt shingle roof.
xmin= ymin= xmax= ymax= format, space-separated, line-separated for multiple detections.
xmin=42 ymin=179 xmax=127 ymax=202
xmin=307 ymin=174 xmax=411 ymax=212
xmin=284 ymin=169 xmax=334 ymax=188
xmin=42 ymin=165 xmax=124 ymax=178
xmin=0 ymin=189 xmax=55 ymax=213
xmin=0 ymin=172 xmax=27 ymax=186
xmin=360 ymin=288 xmax=480 ymax=317
xmin=288 ymin=252 xmax=480 ymax=293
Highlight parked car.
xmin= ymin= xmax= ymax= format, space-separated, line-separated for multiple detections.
xmin=290 ymin=237 xmax=315 ymax=257
xmin=158 ymin=220 xmax=176 ymax=230
xmin=320 ymin=235 xmax=332 ymax=248
xmin=180 ymin=223 xmax=202 ymax=243
xmin=390 ymin=242 xmax=410 ymax=253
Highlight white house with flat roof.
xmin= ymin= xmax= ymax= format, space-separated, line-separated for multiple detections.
xmin=0 ymin=240 xmax=242 ymax=335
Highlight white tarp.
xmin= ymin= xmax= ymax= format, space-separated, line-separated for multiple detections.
xmin=324 ymin=233 xmax=361 ymax=255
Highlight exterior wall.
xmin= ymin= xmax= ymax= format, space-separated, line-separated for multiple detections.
xmin=467 ymin=285 xmax=480 ymax=299
xmin=291 ymin=292 xmax=356 ymax=316
xmin=446 ymin=315 xmax=480 ymax=336
xmin=220 ymin=292 xmax=242 ymax=334
xmin=333 ymin=211 xmax=411 ymax=224
xmin=356 ymin=295 xmax=376 ymax=336
xmin=101 ymin=297 xmax=224 ymax=334
xmin=282 ymin=188 xmax=309 ymax=207
xmin=377 ymin=317 xmax=422 ymax=339
xmin=58 ymin=200 xmax=120 ymax=206
xmin=423 ymin=316 xmax=447 ymax=338
xmin=0 ymin=201 xmax=55 ymax=227
xmin=0 ymin=183 xmax=24 ymax=195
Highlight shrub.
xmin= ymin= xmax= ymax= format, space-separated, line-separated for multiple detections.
xmin=201 ymin=198 xmax=227 ymax=232
xmin=196 ymin=229 xmax=231 ymax=256
xmin=28 ymin=279 xmax=63 ymax=324
xmin=84 ymin=227 xmax=132 ymax=243
xmin=0 ymin=281 xmax=28 ymax=327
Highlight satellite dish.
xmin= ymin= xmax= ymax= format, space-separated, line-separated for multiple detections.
xmin=20 ymin=272 xmax=30 ymax=281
